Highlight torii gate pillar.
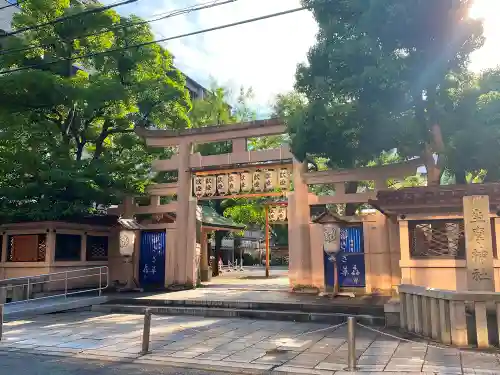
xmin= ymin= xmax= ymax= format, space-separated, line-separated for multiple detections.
xmin=288 ymin=159 xmax=312 ymax=286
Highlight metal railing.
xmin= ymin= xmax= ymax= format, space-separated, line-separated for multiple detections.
xmin=0 ymin=266 xmax=109 ymax=305
xmin=220 ymin=260 xmax=244 ymax=273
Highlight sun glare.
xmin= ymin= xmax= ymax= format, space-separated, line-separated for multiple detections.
xmin=468 ymin=0 xmax=500 ymax=72
xmin=469 ymin=0 xmax=489 ymax=20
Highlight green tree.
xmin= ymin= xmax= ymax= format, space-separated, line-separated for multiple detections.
xmin=290 ymin=0 xmax=484 ymax=188
xmin=0 ymin=0 xmax=191 ymax=222
xmin=233 ymin=86 xmax=257 ymax=123
xmin=222 ymin=198 xmax=266 ymax=227
xmin=440 ymin=68 xmax=500 ymax=183
xmin=191 ymin=82 xmax=235 ymax=156
xmin=190 ymin=84 xmax=234 ymax=128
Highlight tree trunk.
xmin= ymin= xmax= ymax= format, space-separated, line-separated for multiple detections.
xmin=426 ymin=121 xmax=445 ymax=186
xmin=484 ymin=168 xmax=500 ymax=183
xmin=209 ymin=239 xmax=217 ymax=277
xmin=75 ymin=142 xmax=85 ymax=161
xmin=425 ymin=123 xmax=449 ymax=255
xmin=423 ymin=145 xmax=441 ymax=186
xmin=214 ymin=230 xmax=226 ymax=276
xmin=454 ymin=170 xmax=467 ymax=185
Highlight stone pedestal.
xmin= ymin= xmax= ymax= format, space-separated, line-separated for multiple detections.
xmin=200 ymin=269 xmax=212 ymax=282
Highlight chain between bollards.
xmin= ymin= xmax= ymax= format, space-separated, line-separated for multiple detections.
xmin=141 ymin=308 xmax=152 ymax=355
xmin=347 ymin=316 xmax=357 ymax=371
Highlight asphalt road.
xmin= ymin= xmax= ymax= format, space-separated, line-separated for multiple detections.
xmin=0 ymin=351 xmax=228 ymax=375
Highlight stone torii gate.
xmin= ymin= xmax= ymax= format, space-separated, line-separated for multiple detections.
xmin=112 ymin=119 xmax=422 ymax=293
xmin=122 ymin=119 xmax=302 ymax=286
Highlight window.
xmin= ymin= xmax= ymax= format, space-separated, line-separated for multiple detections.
xmin=0 ymin=235 xmax=3 ymax=262
xmin=55 ymin=234 xmax=82 ymax=261
xmin=409 ymin=220 xmax=465 ymax=259
xmin=86 ymin=235 xmax=108 ymax=261
xmin=7 ymin=234 xmax=46 ymax=262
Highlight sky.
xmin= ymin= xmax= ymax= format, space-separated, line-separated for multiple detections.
xmin=113 ymin=0 xmax=316 ymax=116
xmin=113 ymin=0 xmax=500 ymax=116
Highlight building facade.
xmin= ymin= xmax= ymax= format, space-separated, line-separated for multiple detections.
xmin=0 ymin=1 xmax=18 ymax=32
xmin=184 ymin=74 xmax=207 ymax=101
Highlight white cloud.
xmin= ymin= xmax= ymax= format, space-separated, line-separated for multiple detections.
xmin=117 ymin=0 xmax=317 ymax=114
xmin=113 ymin=0 xmax=500 ymax=115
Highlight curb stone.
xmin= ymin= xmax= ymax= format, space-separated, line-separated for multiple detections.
xmin=134 ymin=356 xmax=272 ymax=374
xmin=271 ymin=366 xmax=335 ymax=375
xmin=92 ymin=304 xmax=385 ymax=326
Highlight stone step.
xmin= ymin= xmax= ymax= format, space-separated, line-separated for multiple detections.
xmin=92 ymin=303 xmax=385 ymax=325
xmin=105 ymin=297 xmax=385 ymax=316
xmin=4 ymin=296 xmax=108 ymax=320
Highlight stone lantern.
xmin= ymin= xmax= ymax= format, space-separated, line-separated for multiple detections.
xmin=314 ymin=211 xmax=355 ymax=298
xmin=117 ymin=219 xmax=143 ymax=292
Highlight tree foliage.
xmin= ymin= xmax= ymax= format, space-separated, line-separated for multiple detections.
xmin=0 ymin=0 xmax=191 ymax=222
xmin=222 ymin=198 xmax=266 ymax=228
xmin=440 ymin=69 xmax=500 ymax=183
xmin=290 ymin=0 xmax=488 ymax=185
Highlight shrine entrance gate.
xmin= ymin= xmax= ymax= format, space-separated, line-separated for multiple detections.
xmin=113 ymin=119 xmax=300 ymax=287
xmin=110 ymin=118 xmax=423 ymax=295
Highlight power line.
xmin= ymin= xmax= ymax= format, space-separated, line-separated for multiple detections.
xmin=0 ymin=6 xmax=307 ymax=75
xmin=0 ymin=0 xmax=139 ymax=38
xmin=147 ymin=0 xmax=234 ymax=41
xmin=0 ymin=0 xmax=236 ymax=56
xmin=0 ymin=0 xmax=25 ymax=11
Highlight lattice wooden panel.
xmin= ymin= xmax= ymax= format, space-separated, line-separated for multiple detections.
xmin=86 ymin=236 xmax=108 ymax=260
xmin=409 ymin=220 xmax=465 ymax=258
xmin=37 ymin=234 xmax=47 ymax=262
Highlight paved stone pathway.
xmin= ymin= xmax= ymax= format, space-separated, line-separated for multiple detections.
xmin=0 ymin=351 xmax=225 ymax=375
xmin=204 ymin=267 xmax=290 ymax=291
xmin=1 ymin=311 xmax=499 ymax=374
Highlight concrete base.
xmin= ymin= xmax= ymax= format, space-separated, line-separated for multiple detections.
xmin=384 ymin=298 xmax=401 ymax=327
xmin=200 ymin=269 xmax=211 ymax=282
xmin=93 ymin=303 xmax=384 ymax=325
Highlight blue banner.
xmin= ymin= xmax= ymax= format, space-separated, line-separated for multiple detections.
xmin=139 ymin=231 xmax=166 ymax=287
xmin=337 ymin=252 xmax=366 ymax=287
xmin=340 ymin=227 xmax=363 ymax=253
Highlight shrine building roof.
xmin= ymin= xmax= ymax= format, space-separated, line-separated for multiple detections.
xmin=368 ymin=183 xmax=500 ymax=216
